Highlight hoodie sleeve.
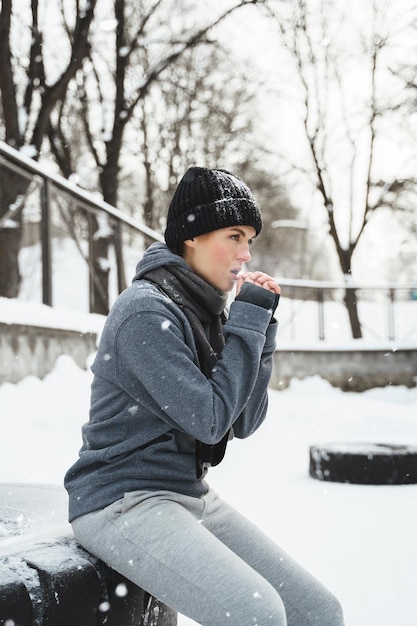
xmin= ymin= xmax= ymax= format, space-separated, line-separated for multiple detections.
xmin=228 ymin=283 xmax=278 ymax=437
xmin=230 ymin=320 xmax=277 ymax=438
xmin=113 ymin=291 xmax=275 ymax=445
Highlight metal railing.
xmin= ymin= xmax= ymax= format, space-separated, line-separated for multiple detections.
xmin=1 ymin=141 xmax=416 ymax=342
xmin=0 ymin=141 xmax=162 ymax=313
xmin=275 ymin=277 xmax=416 ymax=343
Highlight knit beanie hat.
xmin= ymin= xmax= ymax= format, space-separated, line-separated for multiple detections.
xmin=164 ymin=167 xmax=262 ymax=249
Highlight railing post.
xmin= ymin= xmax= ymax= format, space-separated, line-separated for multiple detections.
xmin=289 ymin=286 xmax=296 ymax=340
xmin=114 ymin=221 xmax=127 ymax=294
xmin=40 ymin=178 xmax=52 ymax=306
xmin=318 ymin=288 xmax=325 ymax=341
xmin=387 ymin=287 xmax=396 ymax=341
xmin=87 ymin=211 xmax=95 ymax=314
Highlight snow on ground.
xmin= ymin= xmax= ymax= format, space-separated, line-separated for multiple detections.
xmin=1 ymin=299 xmax=417 ymax=625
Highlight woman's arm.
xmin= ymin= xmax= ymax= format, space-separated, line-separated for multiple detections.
xmin=113 ymin=291 xmax=274 ymax=445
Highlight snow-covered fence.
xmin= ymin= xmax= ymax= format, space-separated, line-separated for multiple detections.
xmin=275 ymin=278 xmax=417 ymax=343
xmin=0 ymin=141 xmax=163 ymax=314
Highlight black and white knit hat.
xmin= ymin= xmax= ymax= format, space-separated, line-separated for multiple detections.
xmin=164 ymin=167 xmax=262 ymax=249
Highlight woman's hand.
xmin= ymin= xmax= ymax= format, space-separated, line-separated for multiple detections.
xmin=236 ymin=271 xmax=281 ymax=296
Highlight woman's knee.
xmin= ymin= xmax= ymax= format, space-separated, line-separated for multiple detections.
xmin=254 ymin=594 xmax=288 ymax=626
xmin=213 ymin=585 xmax=287 ymax=626
xmin=320 ymin=589 xmax=344 ymax=625
xmin=282 ymin=577 xmax=344 ymax=626
xmin=304 ymin=587 xmax=344 ymax=626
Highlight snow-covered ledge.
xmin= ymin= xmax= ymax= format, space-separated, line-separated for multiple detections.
xmin=1 ymin=297 xmax=416 ymax=391
xmin=272 ymin=342 xmax=417 ymax=392
xmin=0 ymin=298 xmax=105 ymax=384
xmin=0 ymin=322 xmax=98 ymax=384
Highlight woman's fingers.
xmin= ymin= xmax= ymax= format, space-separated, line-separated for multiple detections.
xmin=237 ymin=272 xmax=281 ymax=294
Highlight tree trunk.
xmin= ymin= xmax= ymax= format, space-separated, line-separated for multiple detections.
xmin=87 ymin=212 xmax=111 ymax=316
xmin=0 ymin=225 xmax=22 ymax=297
xmin=90 ymin=239 xmax=112 ymax=316
xmin=0 ymin=168 xmax=29 ymax=298
xmin=344 ymin=287 xmax=363 ymax=339
xmin=90 ymin=145 xmax=123 ymax=316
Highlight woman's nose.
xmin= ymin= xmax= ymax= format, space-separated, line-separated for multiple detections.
xmin=238 ymin=245 xmax=251 ymax=263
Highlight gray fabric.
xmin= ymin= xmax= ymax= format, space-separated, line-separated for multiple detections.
xmin=142 ymin=265 xmax=227 ymax=375
xmin=72 ymin=488 xmax=345 ymax=626
xmin=142 ymin=264 xmax=230 ymax=477
xmin=64 ymin=243 xmax=277 ymax=522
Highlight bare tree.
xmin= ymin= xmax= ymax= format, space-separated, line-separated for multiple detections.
xmin=47 ymin=0 xmax=265 ymax=314
xmin=0 ymin=0 xmax=264 ymax=310
xmin=262 ymin=0 xmax=417 ymax=337
xmin=0 ymin=0 xmax=97 ymax=297
xmin=131 ymin=44 xmax=258 ymax=223
xmin=385 ymin=19 xmax=417 ymax=273
xmin=124 ymin=42 xmax=302 ymax=278
xmin=1 ymin=0 xmax=303 ymax=313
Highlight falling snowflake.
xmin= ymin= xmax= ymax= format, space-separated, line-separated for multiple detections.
xmin=115 ymin=583 xmax=128 ymax=598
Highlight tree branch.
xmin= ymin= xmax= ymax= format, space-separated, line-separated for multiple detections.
xmin=31 ymin=0 xmax=98 ymax=151
xmin=0 ymin=0 xmax=21 ymax=145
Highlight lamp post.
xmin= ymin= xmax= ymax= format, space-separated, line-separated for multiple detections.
xmin=271 ymin=220 xmax=331 ymax=340
xmin=271 ymin=219 xmax=310 ymax=279
xmin=271 ymin=219 xmax=310 ymax=230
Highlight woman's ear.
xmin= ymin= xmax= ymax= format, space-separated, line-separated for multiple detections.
xmin=182 ymin=238 xmax=196 ymax=262
xmin=183 ymin=238 xmax=196 ymax=249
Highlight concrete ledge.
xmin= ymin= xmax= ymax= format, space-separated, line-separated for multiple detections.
xmin=0 ymin=484 xmax=177 ymax=626
xmin=0 ymin=323 xmax=97 ymax=384
xmin=271 ymin=346 xmax=417 ymax=391
xmin=3 ymin=322 xmax=416 ymax=393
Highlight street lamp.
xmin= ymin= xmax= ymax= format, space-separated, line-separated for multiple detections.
xmin=271 ymin=219 xmax=310 ymax=230
xmin=271 ymin=219 xmax=310 ymax=278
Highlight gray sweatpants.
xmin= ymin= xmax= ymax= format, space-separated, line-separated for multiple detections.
xmin=72 ymin=488 xmax=344 ymax=626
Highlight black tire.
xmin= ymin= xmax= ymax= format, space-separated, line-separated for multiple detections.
xmin=309 ymin=442 xmax=417 ymax=485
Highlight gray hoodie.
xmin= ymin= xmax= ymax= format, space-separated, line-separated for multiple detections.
xmin=64 ymin=243 xmax=277 ymax=522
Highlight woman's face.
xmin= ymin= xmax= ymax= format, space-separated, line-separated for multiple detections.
xmin=183 ymin=225 xmax=256 ymax=292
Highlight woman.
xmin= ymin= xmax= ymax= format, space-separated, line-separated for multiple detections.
xmin=65 ymin=167 xmax=344 ymax=626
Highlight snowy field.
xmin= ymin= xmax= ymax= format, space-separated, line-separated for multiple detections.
xmin=1 ymin=297 xmax=417 ymax=625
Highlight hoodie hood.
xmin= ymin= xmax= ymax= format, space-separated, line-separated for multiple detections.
xmin=133 ymin=242 xmax=188 ymax=282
